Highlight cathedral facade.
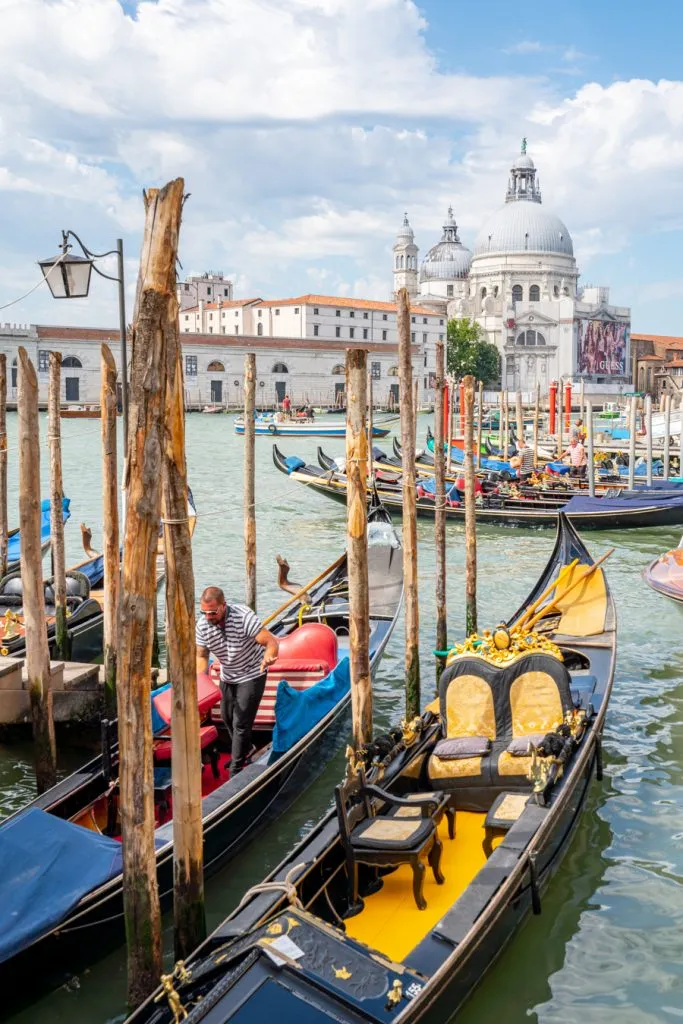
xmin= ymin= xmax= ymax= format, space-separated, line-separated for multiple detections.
xmin=392 ymin=142 xmax=631 ymax=393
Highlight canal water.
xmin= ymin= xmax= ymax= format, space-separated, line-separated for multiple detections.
xmin=2 ymin=412 xmax=682 ymax=1023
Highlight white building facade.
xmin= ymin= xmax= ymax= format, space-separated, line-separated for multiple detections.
xmin=392 ymin=141 xmax=631 ymax=394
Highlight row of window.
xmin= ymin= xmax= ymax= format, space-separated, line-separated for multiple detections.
xmin=37 ymin=352 xmax=82 ymax=371
xmin=186 ymin=358 xmax=397 ymax=378
xmin=395 ymin=255 xmax=417 ymax=270
xmin=185 ymin=307 xmax=443 ymax=325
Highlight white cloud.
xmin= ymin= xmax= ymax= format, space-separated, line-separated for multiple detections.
xmin=503 ymin=40 xmax=546 ymax=55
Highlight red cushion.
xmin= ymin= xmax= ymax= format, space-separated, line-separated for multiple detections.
xmin=154 ymin=724 xmax=218 ymax=762
xmin=152 ymin=674 xmax=220 ymax=728
xmin=275 ymin=623 xmax=338 ymax=669
xmin=254 ymin=661 xmax=331 ymax=728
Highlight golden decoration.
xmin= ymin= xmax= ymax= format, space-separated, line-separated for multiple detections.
xmin=445 ymin=626 xmax=563 ymax=668
xmin=285 ymin=916 xmax=301 ymax=930
xmin=400 ymin=716 xmax=423 ymax=747
xmin=333 ymin=965 xmax=352 ymax=979
xmin=267 ymin=922 xmax=283 ymax=936
xmin=386 ymin=978 xmax=403 ymax=1008
xmin=154 ymin=962 xmax=191 ymax=1022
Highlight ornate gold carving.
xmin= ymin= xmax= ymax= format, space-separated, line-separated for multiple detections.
xmin=266 ymin=922 xmax=283 ymax=936
xmin=446 ymin=626 xmax=563 ymax=667
xmin=333 ymin=965 xmax=352 ymax=979
xmin=401 ymin=716 xmax=423 ymax=747
xmin=386 ymin=978 xmax=403 ymax=1008
xmin=154 ymin=962 xmax=191 ymax=1022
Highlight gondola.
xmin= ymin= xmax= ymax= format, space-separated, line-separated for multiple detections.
xmin=3 ymin=497 xmax=70 ymax=574
xmin=643 ymin=538 xmax=683 ymax=607
xmin=127 ymin=513 xmax=615 ymax=1024
xmin=234 ymin=416 xmax=395 ymax=438
xmin=275 ymin=445 xmax=683 ymax=530
xmin=0 ymin=498 xmax=403 ymax=1012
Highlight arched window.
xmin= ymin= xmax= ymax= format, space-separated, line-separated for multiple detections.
xmin=400 ymin=255 xmax=404 ymax=269
xmin=493 ymin=285 xmax=499 ymax=298
xmin=272 ymin=362 xmax=289 ymax=374
xmin=257 ymin=323 xmax=263 ymax=336
xmin=387 ymin=366 xmax=399 ymax=376
xmin=395 ymin=255 xmax=399 ymax=270
xmin=512 ymin=285 xmax=523 ymax=303
xmin=207 ymin=360 xmax=225 ymax=372
xmin=480 ymin=287 xmax=487 ymax=300
xmin=331 ymin=364 xmax=345 ymax=375
xmin=553 ymin=284 xmax=560 ymax=298
xmin=62 ymin=356 xmax=82 ymax=368
xmin=529 ymin=285 xmax=540 ymax=302
xmin=516 ymin=330 xmax=546 ymax=347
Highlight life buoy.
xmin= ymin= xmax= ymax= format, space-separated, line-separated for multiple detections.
xmin=268 ymin=423 xmax=277 ymax=434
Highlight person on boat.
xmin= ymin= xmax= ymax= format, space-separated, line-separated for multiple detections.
xmin=560 ymin=433 xmax=588 ymax=478
xmin=282 ymin=394 xmax=292 ymax=418
xmin=575 ymin=419 xmax=587 ymax=444
xmin=515 ymin=436 xmax=535 ymax=482
xmin=196 ymin=587 xmax=279 ymax=774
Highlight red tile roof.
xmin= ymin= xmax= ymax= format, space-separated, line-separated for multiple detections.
xmin=37 ymin=325 xmax=120 ymax=342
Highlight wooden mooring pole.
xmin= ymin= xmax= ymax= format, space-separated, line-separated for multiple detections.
xmin=663 ymin=393 xmax=671 ymax=481
xmin=18 ymin=346 xmax=56 ymax=793
xmin=463 ymin=375 xmax=477 ymax=635
xmin=0 ymin=354 xmax=7 ymax=578
xmin=446 ymin=379 xmax=454 ymax=475
xmin=48 ymin=352 xmax=69 ymax=660
xmin=244 ymin=353 xmax=257 ymax=612
xmin=434 ymin=339 xmax=447 ymax=686
xmin=628 ymin=397 xmax=637 ymax=491
xmin=515 ymin=390 xmax=524 ymax=444
xmin=533 ymin=382 xmax=540 ymax=469
xmin=586 ymin=399 xmax=595 ymax=498
xmin=397 ymin=288 xmax=420 ymax=718
xmin=160 ymin=182 xmax=206 ymax=960
xmin=119 ymin=183 xmax=188 ymax=1005
xmin=101 ymin=345 xmax=119 ymax=715
xmin=645 ymin=394 xmax=653 ymax=487
xmin=346 ymin=348 xmax=372 ymax=749
xmin=476 ymin=380 xmax=483 ymax=471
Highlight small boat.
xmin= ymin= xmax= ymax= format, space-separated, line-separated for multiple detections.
xmin=643 ymin=539 xmax=683 ymax=607
xmin=274 ymin=445 xmax=683 ymax=529
xmin=127 ymin=514 xmax=615 ymax=1024
xmin=234 ymin=416 xmax=396 ymax=438
xmin=202 ymin=404 xmax=224 ymax=414
xmin=59 ymin=406 xmax=102 ymax=418
xmin=0 ymin=498 xmax=402 ymax=1012
xmin=3 ymin=497 xmax=70 ymax=574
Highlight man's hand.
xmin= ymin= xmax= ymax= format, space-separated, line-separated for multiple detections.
xmin=256 ymin=628 xmax=279 ymax=673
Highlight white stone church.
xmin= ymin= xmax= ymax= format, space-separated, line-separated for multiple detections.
xmin=392 ymin=141 xmax=630 ymax=394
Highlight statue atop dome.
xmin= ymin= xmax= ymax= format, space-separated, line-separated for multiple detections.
xmin=506 ymin=140 xmax=541 ymax=203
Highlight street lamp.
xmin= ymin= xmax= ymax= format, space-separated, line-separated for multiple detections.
xmin=38 ymin=230 xmax=129 ymax=445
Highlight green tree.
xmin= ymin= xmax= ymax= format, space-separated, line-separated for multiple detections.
xmin=446 ymin=318 xmax=501 ymax=386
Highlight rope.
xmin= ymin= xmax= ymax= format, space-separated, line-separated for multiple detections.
xmin=235 ymin=862 xmax=306 ymax=912
xmin=0 ymin=252 xmax=67 ymax=311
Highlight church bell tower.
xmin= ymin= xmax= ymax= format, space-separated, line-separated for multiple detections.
xmin=392 ymin=213 xmax=419 ymax=299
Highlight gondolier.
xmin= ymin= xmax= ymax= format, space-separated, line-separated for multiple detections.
xmin=196 ymin=587 xmax=279 ymax=774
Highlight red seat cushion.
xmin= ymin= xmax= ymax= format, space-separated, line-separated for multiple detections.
xmin=253 ymin=659 xmax=331 ymax=729
xmin=275 ymin=623 xmax=338 ymax=669
xmin=152 ymin=673 xmax=220 ymax=731
xmin=154 ymin=724 xmax=218 ymax=762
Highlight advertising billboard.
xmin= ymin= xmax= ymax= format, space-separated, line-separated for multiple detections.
xmin=577 ymin=318 xmax=629 ymax=376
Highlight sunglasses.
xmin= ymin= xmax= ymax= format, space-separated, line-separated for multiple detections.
xmin=201 ymin=605 xmax=224 ymax=618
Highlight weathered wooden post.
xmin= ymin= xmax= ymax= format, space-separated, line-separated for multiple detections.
xmin=679 ymin=395 xmax=683 ymax=478
xmin=397 ymin=288 xmax=420 ymax=718
xmin=586 ymin=399 xmax=595 ymax=497
xmin=100 ymin=345 xmax=119 ymax=714
xmin=346 ymin=348 xmax=372 ymax=748
xmin=0 ymin=354 xmax=7 ymax=578
xmin=414 ymin=377 xmax=419 ymax=445
xmin=533 ymin=382 xmax=540 ymax=468
xmin=48 ymin=352 xmax=69 ymax=659
xmin=515 ymin=390 xmax=524 ymax=444
xmin=580 ymin=378 xmax=585 ymax=423
xmin=645 ymin=393 xmax=653 ymax=487
xmin=18 ymin=347 xmax=57 ymax=793
xmin=159 ymin=183 xmax=206 ymax=960
xmin=463 ymin=375 xmax=477 ymax=635
xmin=663 ymin=393 xmax=671 ymax=481
xmin=476 ymin=380 xmax=483 ymax=470
xmin=434 ymin=339 xmax=447 ymax=685
xmin=367 ymin=366 xmax=374 ymax=480
xmin=118 ymin=182 xmax=187 ymax=1004
xmin=244 ymin=353 xmax=257 ymax=612
xmin=446 ymin=380 xmax=454 ymax=474
xmin=628 ymin=396 xmax=637 ymax=490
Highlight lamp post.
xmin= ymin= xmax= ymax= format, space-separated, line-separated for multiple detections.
xmin=38 ymin=231 xmax=128 ymax=446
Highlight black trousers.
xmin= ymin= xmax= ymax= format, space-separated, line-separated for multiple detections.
xmin=220 ymin=671 xmax=267 ymax=773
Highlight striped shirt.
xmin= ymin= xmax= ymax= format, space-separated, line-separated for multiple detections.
xmin=519 ymin=445 xmax=535 ymax=475
xmin=195 ymin=604 xmax=263 ymax=684
xmin=568 ymin=442 xmax=587 ymax=467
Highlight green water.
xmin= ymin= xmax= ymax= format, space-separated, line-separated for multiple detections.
xmin=2 ymin=412 xmax=683 ymax=1023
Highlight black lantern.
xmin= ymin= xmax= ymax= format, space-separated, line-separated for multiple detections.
xmin=38 ymin=250 xmax=93 ymax=299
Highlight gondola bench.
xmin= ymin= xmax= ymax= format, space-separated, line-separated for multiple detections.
xmin=335 ymin=766 xmax=449 ymax=913
xmin=152 ymin=673 xmax=222 ymax=780
xmin=426 ymin=651 xmax=574 ymax=814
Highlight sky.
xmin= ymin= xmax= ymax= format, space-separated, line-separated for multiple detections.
xmin=0 ymin=0 xmax=682 ymax=333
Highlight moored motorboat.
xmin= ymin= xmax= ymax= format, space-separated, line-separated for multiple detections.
xmin=0 ymin=498 xmax=403 ymax=1012
xmin=643 ymin=538 xmax=683 ymax=607
xmin=235 ymin=415 xmax=396 ymax=438
xmin=126 ymin=513 xmax=616 ymax=1024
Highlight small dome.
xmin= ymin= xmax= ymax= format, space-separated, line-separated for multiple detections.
xmin=473 ymin=201 xmax=573 ymax=258
xmin=513 ymin=152 xmax=535 ymax=170
xmin=419 ymin=206 xmax=472 ymax=283
xmin=394 ymin=212 xmax=414 ymax=244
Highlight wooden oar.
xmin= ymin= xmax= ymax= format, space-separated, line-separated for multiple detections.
xmin=526 ymin=548 xmax=615 ymax=631
xmin=516 ymin=559 xmax=578 ymax=629
xmin=262 ymin=552 xmax=347 ymax=627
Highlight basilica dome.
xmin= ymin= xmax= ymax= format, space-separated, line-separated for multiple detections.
xmin=473 ymin=142 xmax=574 ymax=259
xmin=419 ymin=207 xmax=472 ymax=283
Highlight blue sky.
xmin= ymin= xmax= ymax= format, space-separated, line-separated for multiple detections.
xmin=0 ymin=0 xmax=681 ymax=334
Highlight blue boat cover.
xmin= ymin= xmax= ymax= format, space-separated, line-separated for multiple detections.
xmin=270 ymin=657 xmax=350 ymax=758
xmin=284 ymin=455 xmax=306 ymax=474
xmin=562 ymin=492 xmax=683 ymax=514
xmin=0 ymin=807 xmax=122 ymax=962
xmin=77 ymin=553 xmax=105 ymax=588
xmin=6 ymin=498 xmax=70 ymax=565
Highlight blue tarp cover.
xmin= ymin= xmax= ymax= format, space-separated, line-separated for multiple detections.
xmin=270 ymin=657 xmax=350 ymax=758
xmin=77 ymin=554 xmax=105 ymax=588
xmin=562 ymin=492 xmax=683 ymax=514
xmin=284 ymin=455 xmax=305 ymax=474
xmin=7 ymin=498 xmax=70 ymax=565
xmin=0 ymin=807 xmax=122 ymax=963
